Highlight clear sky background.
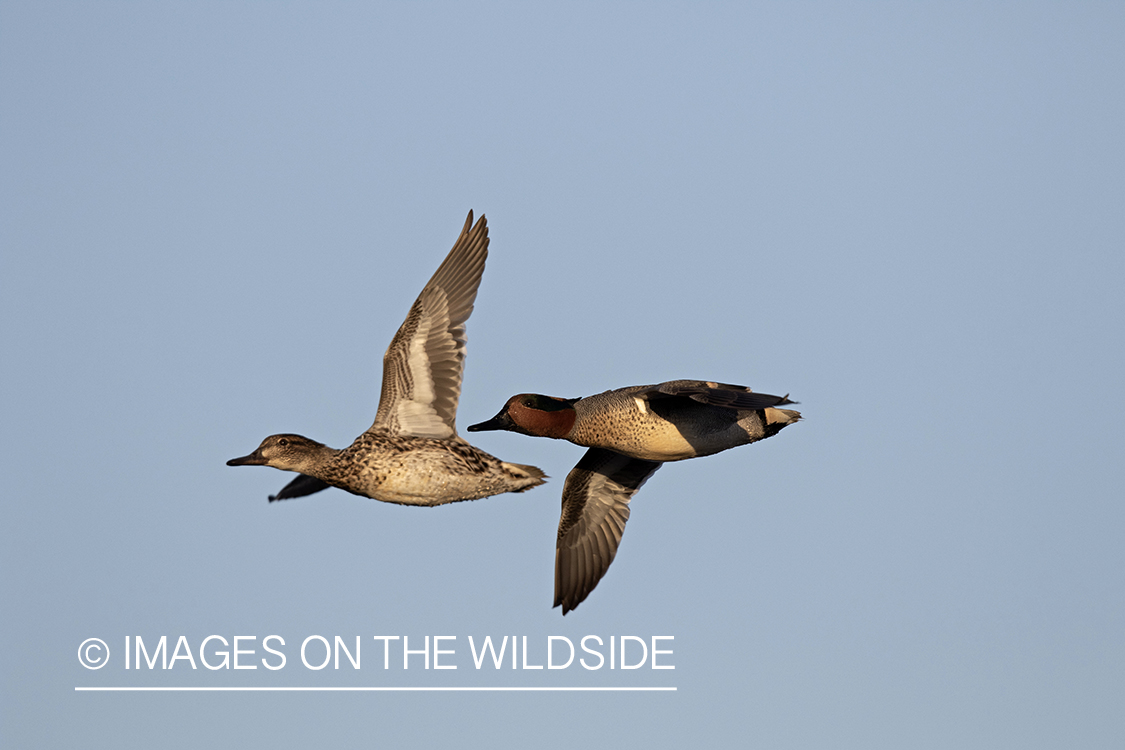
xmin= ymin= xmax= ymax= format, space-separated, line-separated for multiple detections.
xmin=2 ymin=2 xmax=1123 ymax=748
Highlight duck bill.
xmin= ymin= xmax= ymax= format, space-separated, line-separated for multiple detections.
xmin=226 ymin=449 xmax=266 ymax=466
xmin=467 ymin=410 xmax=514 ymax=432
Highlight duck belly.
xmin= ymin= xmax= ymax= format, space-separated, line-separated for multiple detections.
xmin=369 ymin=460 xmax=514 ymax=505
xmin=568 ymin=407 xmax=735 ymax=461
xmin=327 ymin=436 xmax=542 ymax=506
xmin=571 ymin=398 xmax=798 ymax=462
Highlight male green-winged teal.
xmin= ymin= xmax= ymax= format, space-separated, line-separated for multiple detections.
xmin=227 ymin=211 xmax=546 ymax=505
xmin=468 ymin=380 xmax=800 ymax=613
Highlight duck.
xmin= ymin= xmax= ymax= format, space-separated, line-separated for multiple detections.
xmin=468 ymin=380 xmax=800 ymax=613
xmin=227 ymin=211 xmax=546 ymax=505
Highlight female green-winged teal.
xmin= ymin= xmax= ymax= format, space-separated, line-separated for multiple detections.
xmin=468 ymin=380 xmax=799 ymax=613
xmin=227 ymin=211 xmax=546 ymax=505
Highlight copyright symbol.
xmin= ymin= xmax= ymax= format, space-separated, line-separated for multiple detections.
xmin=78 ymin=638 xmax=110 ymax=669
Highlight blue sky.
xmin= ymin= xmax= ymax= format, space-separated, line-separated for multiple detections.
xmin=2 ymin=2 xmax=1123 ymax=748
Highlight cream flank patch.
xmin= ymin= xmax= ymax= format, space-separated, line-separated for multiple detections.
xmin=633 ymin=397 xmax=649 ymax=415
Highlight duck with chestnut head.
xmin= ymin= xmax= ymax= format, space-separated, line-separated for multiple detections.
xmin=469 ymin=379 xmax=800 ymax=613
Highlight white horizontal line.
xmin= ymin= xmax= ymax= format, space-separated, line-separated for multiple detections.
xmin=75 ymin=686 xmax=676 ymax=692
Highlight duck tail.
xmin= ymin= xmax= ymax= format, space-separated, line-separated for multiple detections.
xmin=503 ymin=462 xmax=549 ymax=492
xmin=762 ymin=407 xmax=801 ymax=437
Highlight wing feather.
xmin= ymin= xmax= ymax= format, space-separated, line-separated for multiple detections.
xmin=369 ymin=211 xmax=489 ymax=438
xmin=554 ymin=448 xmax=661 ymax=614
xmin=268 ymin=474 xmax=331 ymax=502
xmin=642 ymin=379 xmax=795 ymax=410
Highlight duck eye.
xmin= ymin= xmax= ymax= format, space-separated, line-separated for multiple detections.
xmin=524 ymin=395 xmax=569 ymax=412
xmin=278 ymin=438 xmax=290 ymax=447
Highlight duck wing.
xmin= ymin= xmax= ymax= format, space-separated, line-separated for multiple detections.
xmin=268 ymin=474 xmax=331 ymax=502
xmin=555 ymin=448 xmax=662 ymax=615
xmin=643 ymin=379 xmax=795 ymax=410
xmin=368 ymin=211 xmax=489 ymax=439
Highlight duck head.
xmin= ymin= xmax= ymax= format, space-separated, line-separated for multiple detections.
xmin=226 ymin=434 xmax=331 ymax=473
xmin=468 ymin=394 xmax=579 ymax=439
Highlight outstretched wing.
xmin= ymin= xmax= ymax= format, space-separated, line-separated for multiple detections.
xmin=268 ymin=474 xmax=331 ymax=502
xmin=369 ymin=211 xmax=489 ymax=438
xmin=555 ymin=448 xmax=662 ymax=614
